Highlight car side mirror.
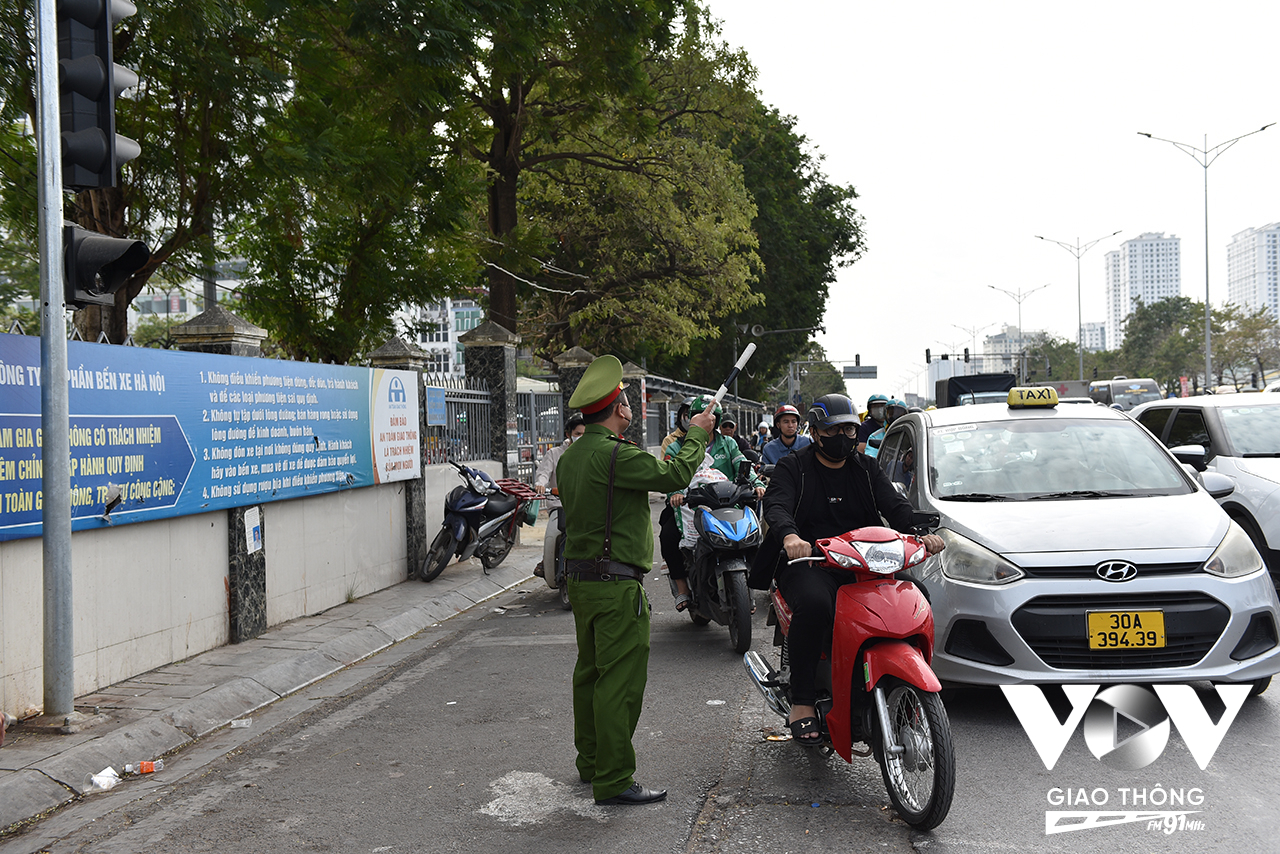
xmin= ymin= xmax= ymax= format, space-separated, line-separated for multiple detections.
xmin=1199 ymin=471 xmax=1235 ymax=499
xmin=1170 ymin=444 xmax=1208 ymax=472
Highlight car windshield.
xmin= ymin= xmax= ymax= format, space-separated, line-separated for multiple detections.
xmin=928 ymin=418 xmax=1191 ymax=500
xmin=956 ymin=391 xmax=1012 ymax=406
xmin=1219 ymin=405 xmax=1280 ymax=455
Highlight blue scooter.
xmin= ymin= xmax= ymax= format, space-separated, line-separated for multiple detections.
xmin=420 ymin=461 xmax=536 ymax=582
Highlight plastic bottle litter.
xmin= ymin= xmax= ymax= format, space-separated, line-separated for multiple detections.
xmin=123 ymin=759 xmax=164 ymax=774
xmin=83 ymin=767 xmax=121 ymax=792
xmin=230 ymin=718 xmax=251 ymax=728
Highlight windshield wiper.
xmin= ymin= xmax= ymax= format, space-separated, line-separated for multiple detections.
xmin=1242 ymin=452 xmax=1280 ymax=458
xmin=941 ymin=492 xmax=1011 ymax=502
xmin=1027 ymin=490 xmax=1126 ymax=500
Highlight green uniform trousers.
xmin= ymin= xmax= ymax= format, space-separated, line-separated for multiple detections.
xmin=567 ymin=575 xmax=651 ymax=801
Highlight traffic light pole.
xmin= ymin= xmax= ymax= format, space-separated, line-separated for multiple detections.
xmin=35 ymin=0 xmax=76 ymax=717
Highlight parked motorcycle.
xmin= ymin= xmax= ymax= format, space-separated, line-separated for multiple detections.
xmin=675 ymin=460 xmax=762 ymax=653
xmin=420 ymin=462 xmax=537 ymax=582
xmin=743 ymin=526 xmax=955 ymax=830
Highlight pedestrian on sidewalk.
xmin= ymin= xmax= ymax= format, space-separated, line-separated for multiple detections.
xmin=557 ymin=355 xmax=715 ymax=806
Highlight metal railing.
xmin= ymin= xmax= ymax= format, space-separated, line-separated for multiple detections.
xmin=516 ymin=387 xmax=563 ymax=482
xmin=423 ymin=374 xmax=492 ymax=464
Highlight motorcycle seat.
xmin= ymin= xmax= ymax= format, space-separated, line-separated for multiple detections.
xmin=486 ymin=492 xmax=518 ymax=517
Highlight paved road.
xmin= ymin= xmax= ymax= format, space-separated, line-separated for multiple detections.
xmin=7 ymin=503 xmax=1279 ymax=853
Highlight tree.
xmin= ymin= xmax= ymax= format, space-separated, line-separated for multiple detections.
xmin=1118 ymin=297 xmax=1205 ymax=391
xmin=229 ymin=0 xmax=485 ymax=363
xmin=460 ymin=0 xmax=682 ymax=333
xmin=515 ymin=10 xmax=766 ymax=362
xmin=1213 ymin=304 xmax=1280 ymax=390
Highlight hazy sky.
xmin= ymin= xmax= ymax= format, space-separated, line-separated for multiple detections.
xmin=707 ymin=0 xmax=1280 ymax=402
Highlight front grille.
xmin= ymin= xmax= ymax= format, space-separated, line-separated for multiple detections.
xmin=1012 ymin=592 xmax=1229 ymax=669
xmin=1020 ymin=562 xmax=1203 ymax=580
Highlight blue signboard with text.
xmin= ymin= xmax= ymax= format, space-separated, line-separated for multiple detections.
xmin=0 ymin=333 xmax=418 ymax=541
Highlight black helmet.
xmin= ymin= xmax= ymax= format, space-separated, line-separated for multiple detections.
xmin=564 ymin=412 xmax=584 ymax=435
xmin=807 ymin=394 xmax=860 ymax=432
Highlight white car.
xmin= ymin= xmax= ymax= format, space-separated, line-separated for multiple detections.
xmin=1132 ymin=394 xmax=1280 ymax=591
xmin=875 ymin=388 xmax=1280 ymax=690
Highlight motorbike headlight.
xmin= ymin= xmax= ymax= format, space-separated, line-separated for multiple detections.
xmin=936 ymin=528 xmax=1024 ymax=585
xmin=1203 ymin=521 xmax=1266 ymax=578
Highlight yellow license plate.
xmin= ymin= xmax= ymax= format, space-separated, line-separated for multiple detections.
xmin=1087 ymin=610 xmax=1166 ymax=649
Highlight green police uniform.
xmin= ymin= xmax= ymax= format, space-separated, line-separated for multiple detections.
xmin=557 ymin=356 xmax=708 ymax=801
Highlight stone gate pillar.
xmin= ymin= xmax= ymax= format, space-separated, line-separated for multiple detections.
xmin=459 ymin=321 xmax=520 ymax=477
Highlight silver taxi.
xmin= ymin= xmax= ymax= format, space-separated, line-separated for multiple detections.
xmin=876 ymin=387 xmax=1280 ymax=690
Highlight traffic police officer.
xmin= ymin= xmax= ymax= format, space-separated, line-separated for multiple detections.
xmin=557 ymin=355 xmax=716 ymax=805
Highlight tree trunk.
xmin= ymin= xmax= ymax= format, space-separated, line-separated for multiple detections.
xmin=485 ymin=100 xmax=521 ymax=335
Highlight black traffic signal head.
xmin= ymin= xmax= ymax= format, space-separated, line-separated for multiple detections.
xmin=58 ymin=0 xmax=140 ymax=190
xmin=925 ymin=348 xmax=931 ymax=364
xmin=963 ymin=347 xmax=970 ymax=363
xmin=64 ymin=222 xmax=149 ymax=308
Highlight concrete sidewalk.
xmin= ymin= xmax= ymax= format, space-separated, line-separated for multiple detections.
xmin=0 ymin=526 xmax=547 ymax=835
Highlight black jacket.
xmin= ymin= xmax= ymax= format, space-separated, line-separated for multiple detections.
xmin=748 ymin=444 xmax=917 ymax=589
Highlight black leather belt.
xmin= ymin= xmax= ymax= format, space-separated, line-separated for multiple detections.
xmin=565 ymin=559 xmax=644 ymax=581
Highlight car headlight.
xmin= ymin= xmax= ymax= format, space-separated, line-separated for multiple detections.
xmin=1203 ymin=520 xmax=1265 ymax=578
xmin=936 ymin=528 xmax=1024 ymax=585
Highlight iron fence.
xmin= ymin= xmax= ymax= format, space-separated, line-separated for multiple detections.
xmin=423 ymin=374 xmax=492 ymax=464
xmin=516 ymin=387 xmax=563 ymax=482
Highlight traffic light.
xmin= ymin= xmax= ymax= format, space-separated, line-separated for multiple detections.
xmin=58 ymin=0 xmax=140 ymax=190
xmin=63 ymin=222 xmax=149 ymax=307
xmin=925 ymin=349 xmax=931 ymax=364
xmin=963 ymin=347 xmax=970 ymax=363
xmin=1092 ymin=366 xmax=1098 ymax=379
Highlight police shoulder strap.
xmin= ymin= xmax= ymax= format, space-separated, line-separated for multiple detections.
xmin=600 ymin=440 xmax=623 ymax=562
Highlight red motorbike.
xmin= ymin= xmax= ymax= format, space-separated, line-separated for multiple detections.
xmin=743 ymin=526 xmax=955 ymax=830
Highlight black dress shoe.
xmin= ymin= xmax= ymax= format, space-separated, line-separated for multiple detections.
xmin=595 ymin=783 xmax=667 ymax=805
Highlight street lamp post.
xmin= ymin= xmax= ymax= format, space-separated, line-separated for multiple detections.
xmin=989 ymin=284 xmax=1050 ymax=381
xmin=952 ymin=322 xmax=994 ymax=376
xmin=1138 ymin=124 xmax=1274 ymax=389
xmin=1035 ymin=231 xmax=1121 ymax=382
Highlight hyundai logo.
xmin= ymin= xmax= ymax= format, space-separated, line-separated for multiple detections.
xmin=1096 ymin=561 xmax=1138 ymax=582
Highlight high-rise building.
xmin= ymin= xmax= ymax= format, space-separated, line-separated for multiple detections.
xmin=1227 ymin=223 xmax=1280 ymax=318
xmin=1081 ymin=321 xmax=1106 ymax=352
xmin=1104 ymin=233 xmax=1181 ymax=349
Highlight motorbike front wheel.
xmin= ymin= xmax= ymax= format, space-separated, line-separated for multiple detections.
xmin=420 ymin=529 xmax=457 ymax=582
xmin=872 ymin=679 xmax=955 ymax=831
xmin=725 ymin=570 xmax=753 ymax=654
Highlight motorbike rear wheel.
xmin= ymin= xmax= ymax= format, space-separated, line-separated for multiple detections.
xmin=480 ymin=531 xmax=515 ymax=570
xmin=872 ymin=679 xmax=955 ymax=831
xmin=420 ymin=529 xmax=457 ymax=582
xmin=725 ymin=570 xmax=752 ymax=654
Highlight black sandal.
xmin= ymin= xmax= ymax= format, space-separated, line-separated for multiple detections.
xmin=787 ymin=716 xmax=822 ymax=746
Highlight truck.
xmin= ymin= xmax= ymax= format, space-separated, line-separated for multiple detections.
xmin=1032 ymin=380 xmax=1091 ymax=401
xmin=934 ymin=373 xmax=1017 ymax=408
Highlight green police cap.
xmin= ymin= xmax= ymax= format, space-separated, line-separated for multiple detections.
xmin=568 ymin=354 xmax=628 ymax=414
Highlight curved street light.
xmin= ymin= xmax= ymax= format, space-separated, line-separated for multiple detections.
xmin=989 ymin=284 xmax=1050 ymax=383
xmin=1138 ymin=124 xmax=1274 ymax=388
xmin=1035 ymin=231 xmax=1121 ymax=382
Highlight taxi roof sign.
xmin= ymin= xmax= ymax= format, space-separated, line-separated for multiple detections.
xmin=1008 ymin=386 xmax=1059 ymax=407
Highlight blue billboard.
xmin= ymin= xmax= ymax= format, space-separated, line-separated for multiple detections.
xmin=0 ymin=333 xmax=419 ymax=541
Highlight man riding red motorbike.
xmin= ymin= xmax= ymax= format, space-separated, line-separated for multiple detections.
xmin=748 ymin=393 xmax=945 ymax=743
